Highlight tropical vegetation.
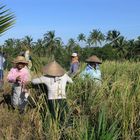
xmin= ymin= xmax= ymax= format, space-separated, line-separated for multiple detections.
xmin=1 ymin=2 xmax=140 ymax=140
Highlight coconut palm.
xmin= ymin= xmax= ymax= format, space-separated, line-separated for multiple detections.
xmin=43 ymin=30 xmax=62 ymax=55
xmin=22 ymin=36 xmax=33 ymax=48
xmin=66 ymin=38 xmax=77 ymax=53
xmin=0 ymin=4 xmax=15 ymax=35
xmin=3 ymin=38 xmax=20 ymax=58
xmin=77 ymin=33 xmax=86 ymax=42
xmin=33 ymin=39 xmax=45 ymax=56
xmin=115 ymin=36 xmax=128 ymax=58
xmin=4 ymin=38 xmax=15 ymax=48
xmin=15 ymin=39 xmax=22 ymax=48
xmin=126 ymin=39 xmax=135 ymax=59
xmin=88 ymin=29 xmax=105 ymax=47
xmin=106 ymin=30 xmax=120 ymax=45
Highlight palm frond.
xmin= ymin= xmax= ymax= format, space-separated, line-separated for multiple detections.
xmin=0 ymin=4 xmax=15 ymax=35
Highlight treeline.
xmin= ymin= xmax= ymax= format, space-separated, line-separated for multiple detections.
xmin=1 ymin=29 xmax=140 ymax=69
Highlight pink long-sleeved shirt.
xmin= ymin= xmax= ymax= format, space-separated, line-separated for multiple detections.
xmin=7 ymin=67 xmax=30 ymax=85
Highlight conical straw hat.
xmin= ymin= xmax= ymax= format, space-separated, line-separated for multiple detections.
xmin=85 ymin=55 xmax=102 ymax=64
xmin=43 ymin=61 xmax=65 ymax=77
xmin=13 ymin=56 xmax=28 ymax=64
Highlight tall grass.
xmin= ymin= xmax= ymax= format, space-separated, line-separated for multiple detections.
xmin=1 ymin=61 xmax=140 ymax=139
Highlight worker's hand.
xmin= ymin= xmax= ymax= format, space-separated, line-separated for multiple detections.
xmin=16 ymin=76 xmax=21 ymax=82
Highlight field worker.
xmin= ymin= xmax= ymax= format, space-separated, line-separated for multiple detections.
xmin=69 ymin=52 xmax=79 ymax=76
xmin=0 ymin=52 xmax=5 ymax=90
xmin=7 ymin=56 xmax=31 ymax=114
xmin=80 ymin=55 xmax=102 ymax=85
xmin=32 ymin=61 xmax=73 ymax=122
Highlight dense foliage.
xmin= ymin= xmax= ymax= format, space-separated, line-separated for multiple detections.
xmin=1 ymin=3 xmax=140 ymax=140
xmin=1 ymin=30 xmax=140 ymax=70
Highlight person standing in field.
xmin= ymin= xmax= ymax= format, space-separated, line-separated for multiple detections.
xmin=32 ymin=61 xmax=73 ymax=123
xmin=69 ymin=52 xmax=79 ymax=76
xmin=80 ymin=55 xmax=102 ymax=85
xmin=7 ymin=56 xmax=31 ymax=114
xmin=0 ymin=52 xmax=6 ymax=90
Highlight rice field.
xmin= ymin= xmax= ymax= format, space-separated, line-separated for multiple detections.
xmin=0 ymin=60 xmax=140 ymax=140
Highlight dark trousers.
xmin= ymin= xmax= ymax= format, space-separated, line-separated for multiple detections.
xmin=47 ymin=99 xmax=68 ymax=124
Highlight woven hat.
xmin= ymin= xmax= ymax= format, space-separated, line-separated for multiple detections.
xmin=85 ymin=55 xmax=102 ymax=64
xmin=71 ymin=53 xmax=78 ymax=57
xmin=43 ymin=61 xmax=65 ymax=77
xmin=13 ymin=56 xmax=28 ymax=64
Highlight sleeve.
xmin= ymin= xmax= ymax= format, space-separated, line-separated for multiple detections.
xmin=22 ymin=70 xmax=31 ymax=83
xmin=3 ymin=57 xmax=5 ymax=63
xmin=7 ymin=69 xmax=16 ymax=83
xmin=32 ymin=76 xmax=45 ymax=84
xmin=80 ymin=68 xmax=93 ymax=79
xmin=79 ymin=69 xmax=86 ymax=79
xmin=66 ymin=74 xmax=73 ymax=83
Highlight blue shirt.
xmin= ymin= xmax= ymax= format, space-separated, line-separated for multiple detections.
xmin=80 ymin=64 xmax=102 ymax=84
xmin=69 ymin=62 xmax=79 ymax=75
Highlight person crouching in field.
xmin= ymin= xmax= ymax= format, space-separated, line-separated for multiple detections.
xmin=80 ymin=55 xmax=102 ymax=85
xmin=7 ymin=56 xmax=31 ymax=114
xmin=32 ymin=61 xmax=73 ymax=123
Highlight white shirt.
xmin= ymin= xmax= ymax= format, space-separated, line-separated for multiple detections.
xmin=32 ymin=74 xmax=73 ymax=100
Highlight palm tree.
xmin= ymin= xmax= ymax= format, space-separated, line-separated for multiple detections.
xmin=88 ymin=29 xmax=105 ymax=47
xmin=43 ymin=30 xmax=62 ymax=55
xmin=15 ymin=39 xmax=22 ymax=48
xmin=22 ymin=36 xmax=33 ymax=48
xmin=106 ymin=30 xmax=120 ymax=45
xmin=77 ymin=33 xmax=86 ymax=42
xmin=0 ymin=4 xmax=15 ymax=35
xmin=4 ymin=38 xmax=15 ymax=48
xmin=126 ymin=39 xmax=135 ymax=59
xmin=66 ymin=38 xmax=77 ymax=53
xmin=33 ymin=39 xmax=45 ymax=56
xmin=0 ymin=3 xmax=15 ymax=60
xmin=115 ymin=36 xmax=128 ymax=59
xmin=3 ymin=38 xmax=18 ymax=58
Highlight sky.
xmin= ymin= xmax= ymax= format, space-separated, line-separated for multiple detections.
xmin=0 ymin=0 xmax=140 ymax=45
